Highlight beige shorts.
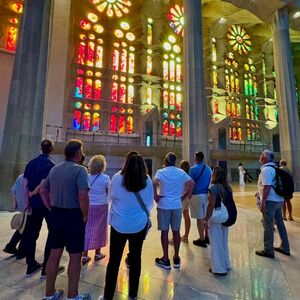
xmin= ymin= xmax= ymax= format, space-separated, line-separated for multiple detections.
xmin=190 ymin=194 xmax=208 ymax=219
xmin=182 ymin=199 xmax=190 ymax=210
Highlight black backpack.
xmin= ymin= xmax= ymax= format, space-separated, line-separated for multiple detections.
xmin=271 ymin=166 xmax=294 ymax=199
xmin=215 ymin=186 xmax=237 ymax=227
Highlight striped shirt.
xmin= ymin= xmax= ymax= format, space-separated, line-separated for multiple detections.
xmin=11 ymin=174 xmax=25 ymax=211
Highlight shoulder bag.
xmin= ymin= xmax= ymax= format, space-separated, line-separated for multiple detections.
xmin=210 ymin=185 xmax=229 ymax=224
xmin=134 ymin=191 xmax=152 ymax=239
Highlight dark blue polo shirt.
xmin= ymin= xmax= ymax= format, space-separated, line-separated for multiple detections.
xmin=24 ymin=154 xmax=55 ymax=208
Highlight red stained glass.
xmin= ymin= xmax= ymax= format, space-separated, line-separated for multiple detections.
xmin=112 ymin=50 xmax=120 ymax=71
xmin=83 ymin=112 xmax=91 ymax=131
xmin=87 ymin=42 xmax=95 ymax=66
xmin=9 ymin=17 xmax=18 ymax=24
xmin=75 ymin=77 xmax=83 ymax=98
xmin=170 ymin=120 xmax=175 ymax=136
xmin=73 ymin=111 xmax=81 ymax=130
xmin=85 ymin=79 xmax=93 ymax=99
xmin=77 ymin=42 xmax=86 ymax=65
xmin=127 ymin=116 xmax=133 ymax=133
xmin=11 ymin=3 xmax=23 ymax=13
xmin=163 ymin=120 xmax=169 ymax=136
xmin=111 ymin=82 xmax=118 ymax=102
xmin=176 ymin=94 xmax=182 ymax=110
xmin=77 ymin=69 xmax=84 ymax=75
xmin=94 ymin=80 xmax=102 ymax=99
xmin=110 ymin=114 xmax=117 ymax=132
xmin=119 ymin=84 xmax=126 ymax=103
xmin=80 ymin=20 xmax=91 ymax=30
xmin=119 ymin=115 xmax=126 ymax=133
xmin=176 ymin=122 xmax=182 ymax=137
xmin=6 ymin=26 xmax=17 ymax=51
xmin=111 ymin=106 xmax=118 ymax=113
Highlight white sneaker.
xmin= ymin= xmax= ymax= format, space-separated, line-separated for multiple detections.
xmin=98 ymin=296 xmax=104 ymax=300
xmin=66 ymin=294 xmax=91 ymax=300
xmin=42 ymin=289 xmax=64 ymax=300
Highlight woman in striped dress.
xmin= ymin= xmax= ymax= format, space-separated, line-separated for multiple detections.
xmin=82 ymin=155 xmax=110 ymax=265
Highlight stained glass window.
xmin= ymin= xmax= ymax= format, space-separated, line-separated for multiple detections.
xmin=167 ymin=5 xmax=184 ymax=37
xmin=227 ymin=25 xmax=252 ymax=55
xmin=91 ymin=0 xmax=132 ymax=18
xmin=161 ymin=29 xmax=183 ymax=137
xmin=0 ymin=1 xmax=23 ymax=51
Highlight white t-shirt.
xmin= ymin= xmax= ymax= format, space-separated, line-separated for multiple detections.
xmin=108 ymin=172 xmax=154 ymax=233
xmin=154 ymin=166 xmax=192 ymax=209
xmin=89 ymin=173 xmax=110 ymax=205
xmin=257 ymin=162 xmax=283 ymax=203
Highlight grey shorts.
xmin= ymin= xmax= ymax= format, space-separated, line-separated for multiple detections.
xmin=190 ymin=194 xmax=208 ymax=219
xmin=157 ymin=208 xmax=182 ymax=231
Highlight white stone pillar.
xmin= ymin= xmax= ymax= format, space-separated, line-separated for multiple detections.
xmin=272 ymin=8 xmax=300 ymax=189
xmin=183 ymin=0 xmax=209 ymax=164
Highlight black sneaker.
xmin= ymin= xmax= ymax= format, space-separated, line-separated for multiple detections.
xmin=274 ymin=247 xmax=291 ymax=256
xmin=26 ymin=262 xmax=43 ymax=277
xmin=3 ymin=246 xmax=18 ymax=255
xmin=41 ymin=265 xmax=65 ymax=279
xmin=173 ymin=256 xmax=181 ymax=269
xmin=155 ymin=257 xmax=171 ymax=270
xmin=193 ymin=239 xmax=207 ymax=248
xmin=16 ymin=253 xmax=26 ymax=260
xmin=255 ymin=250 xmax=274 ymax=259
xmin=204 ymin=236 xmax=210 ymax=245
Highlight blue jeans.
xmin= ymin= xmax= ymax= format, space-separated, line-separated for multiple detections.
xmin=263 ymin=201 xmax=290 ymax=254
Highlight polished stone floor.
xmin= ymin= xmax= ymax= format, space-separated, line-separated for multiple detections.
xmin=0 ymin=184 xmax=300 ymax=300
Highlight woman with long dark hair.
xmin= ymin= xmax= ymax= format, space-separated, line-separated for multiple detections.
xmin=100 ymin=152 xmax=154 ymax=300
xmin=204 ymin=167 xmax=232 ymax=275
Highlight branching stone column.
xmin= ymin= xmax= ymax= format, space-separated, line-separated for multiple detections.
xmin=0 ymin=0 xmax=52 ymax=209
xmin=272 ymin=8 xmax=300 ymax=189
xmin=183 ymin=0 xmax=209 ymax=163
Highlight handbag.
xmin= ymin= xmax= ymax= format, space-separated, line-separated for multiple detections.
xmin=210 ymin=186 xmax=229 ymax=224
xmin=134 ymin=192 xmax=152 ymax=239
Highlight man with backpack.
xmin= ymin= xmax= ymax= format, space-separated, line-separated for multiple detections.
xmin=189 ymin=151 xmax=212 ymax=247
xmin=255 ymin=150 xmax=290 ymax=258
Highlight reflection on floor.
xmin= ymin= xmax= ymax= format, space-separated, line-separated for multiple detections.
xmin=1 ymin=184 xmax=300 ymax=300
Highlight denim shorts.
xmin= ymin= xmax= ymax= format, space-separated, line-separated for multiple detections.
xmin=157 ymin=208 xmax=182 ymax=231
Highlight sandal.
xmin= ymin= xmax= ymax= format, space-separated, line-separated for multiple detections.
xmin=81 ymin=256 xmax=91 ymax=265
xmin=94 ymin=253 xmax=106 ymax=261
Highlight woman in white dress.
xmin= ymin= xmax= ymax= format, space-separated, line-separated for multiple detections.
xmin=238 ymin=163 xmax=245 ymax=186
xmin=204 ymin=167 xmax=232 ymax=275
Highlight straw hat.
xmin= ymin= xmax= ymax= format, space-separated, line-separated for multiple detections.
xmin=11 ymin=212 xmax=28 ymax=234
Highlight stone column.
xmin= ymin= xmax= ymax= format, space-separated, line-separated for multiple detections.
xmin=43 ymin=0 xmax=72 ymax=142
xmin=272 ymin=8 xmax=300 ymax=189
xmin=183 ymin=0 xmax=209 ymax=164
xmin=0 ymin=0 xmax=52 ymax=209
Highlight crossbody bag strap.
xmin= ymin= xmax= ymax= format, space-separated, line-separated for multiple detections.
xmin=90 ymin=173 xmax=101 ymax=187
xmin=134 ymin=192 xmax=149 ymax=218
xmin=194 ymin=164 xmax=206 ymax=184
